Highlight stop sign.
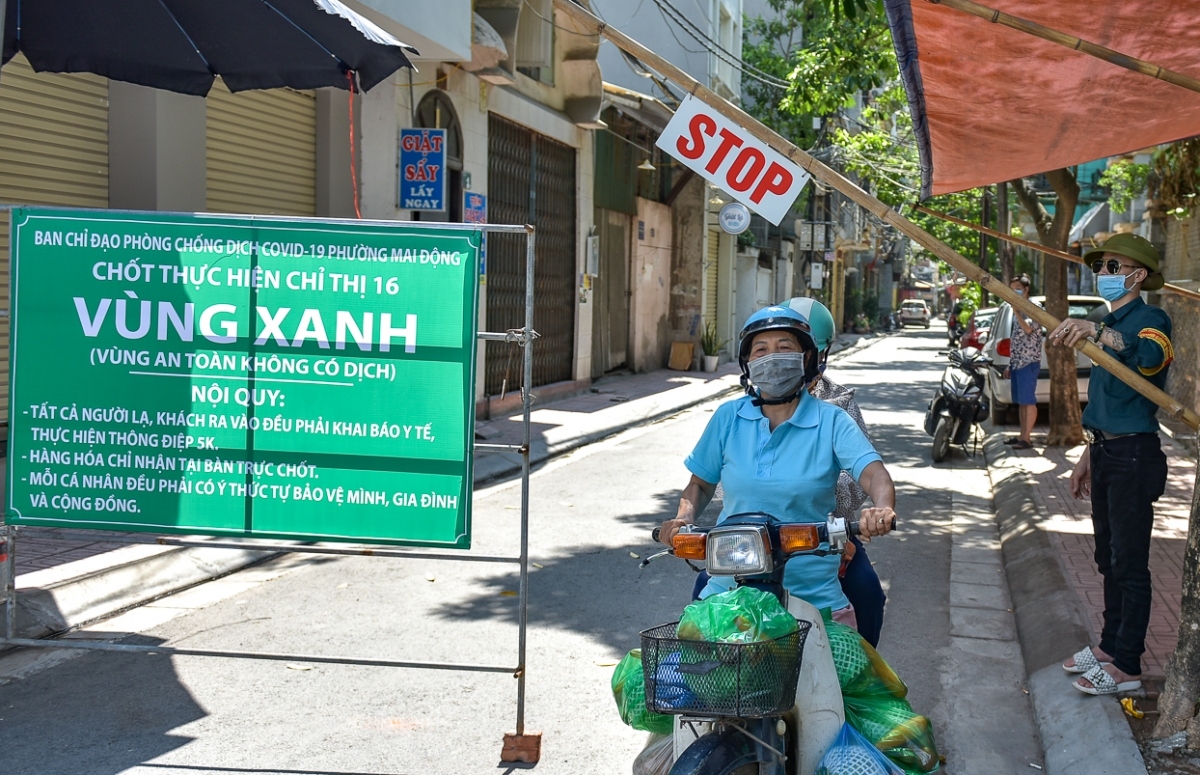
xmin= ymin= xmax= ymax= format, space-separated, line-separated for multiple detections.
xmin=656 ymin=95 xmax=809 ymax=225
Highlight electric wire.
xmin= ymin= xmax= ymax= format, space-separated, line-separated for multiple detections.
xmin=649 ymin=0 xmax=789 ymax=89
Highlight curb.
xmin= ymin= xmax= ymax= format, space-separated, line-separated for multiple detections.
xmin=3 ymin=543 xmax=274 ymax=648
xmin=983 ymin=433 xmax=1148 ymax=775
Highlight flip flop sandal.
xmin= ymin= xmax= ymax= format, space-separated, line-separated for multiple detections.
xmin=1063 ymin=647 xmax=1111 ymax=674
xmin=1002 ymin=437 xmax=1019 ymax=445
xmin=1011 ymin=440 xmax=1033 ymax=450
xmin=1073 ymin=665 xmax=1141 ymax=696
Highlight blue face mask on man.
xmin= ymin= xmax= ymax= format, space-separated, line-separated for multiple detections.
xmin=1097 ymin=273 xmax=1134 ymax=302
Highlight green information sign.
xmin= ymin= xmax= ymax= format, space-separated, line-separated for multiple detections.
xmin=6 ymin=208 xmax=481 ymax=547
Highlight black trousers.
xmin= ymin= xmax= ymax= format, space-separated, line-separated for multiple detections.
xmin=1090 ymin=434 xmax=1167 ymax=676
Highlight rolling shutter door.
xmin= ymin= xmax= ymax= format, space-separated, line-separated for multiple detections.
xmin=704 ymin=229 xmax=720 ymax=328
xmin=0 ymin=54 xmax=109 ymax=427
xmin=206 ymin=80 xmax=316 ymax=216
xmin=485 ymin=114 xmax=577 ymax=393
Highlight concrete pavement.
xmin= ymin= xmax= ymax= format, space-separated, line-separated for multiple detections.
xmin=2 ymin=326 xmax=1133 ymax=774
xmin=982 ymin=419 xmax=1197 ymax=775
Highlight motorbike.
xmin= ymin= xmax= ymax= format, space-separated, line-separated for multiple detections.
xmin=946 ymin=315 xmax=963 ymax=347
xmin=642 ymin=512 xmax=871 ymax=775
xmin=924 ymin=347 xmax=991 ymax=462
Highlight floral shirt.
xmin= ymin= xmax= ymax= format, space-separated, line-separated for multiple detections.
xmin=1009 ymin=307 xmax=1043 ymax=370
xmin=810 ymin=376 xmax=869 ymax=517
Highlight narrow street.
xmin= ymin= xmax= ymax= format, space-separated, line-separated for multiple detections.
xmin=0 ymin=328 xmax=1041 ymax=775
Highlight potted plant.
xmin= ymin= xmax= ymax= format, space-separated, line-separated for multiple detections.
xmin=852 ymin=312 xmax=872 ymax=334
xmin=699 ymin=321 xmax=727 ymax=372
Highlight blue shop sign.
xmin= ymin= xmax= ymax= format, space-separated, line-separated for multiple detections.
xmin=464 ymin=192 xmax=488 ymax=284
xmin=399 ymin=128 xmax=447 ymax=211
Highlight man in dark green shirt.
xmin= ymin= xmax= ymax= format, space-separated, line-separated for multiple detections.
xmin=1048 ymin=233 xmax=1172 ymax=697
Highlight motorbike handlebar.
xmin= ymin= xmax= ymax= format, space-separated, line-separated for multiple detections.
xmin=653 ymin=515 xmax=895 ymax=546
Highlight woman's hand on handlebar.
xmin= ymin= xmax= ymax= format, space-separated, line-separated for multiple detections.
xmin=658 ymin=518 xmax=689 ymax=546
xmin=857 ymin=507 xmax=896 ymax=542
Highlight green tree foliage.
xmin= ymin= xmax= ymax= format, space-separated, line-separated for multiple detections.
xmin=741 ymin=0 xmax=894 ymax=140
xmin=830 ymin=85 xmax=990 ymax=268
xmin=1152 ymin=137 xmax=1200 ymax=218
xmin=1097 ymin=159 xmax=1151 ymax=215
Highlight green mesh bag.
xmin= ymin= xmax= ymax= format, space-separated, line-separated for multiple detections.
xmin=612 ymin=649 xmax=673 ymax=735
xmin=826 ymin=620 xmax=871 ymax=687
xmin=824 ymin=618 xmax=939 ymax=773
xmin=844 ymin=697 xmax=939 ymax=773
xmin=674 ymin=587 xmax=800 ymax=709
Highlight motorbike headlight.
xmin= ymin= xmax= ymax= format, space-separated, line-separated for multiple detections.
xmin=706 ymin=526 xmax=772 ymax=575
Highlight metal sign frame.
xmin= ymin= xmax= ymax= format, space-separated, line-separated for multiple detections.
xmin=0 ymin=216 xmax=540 ymax=752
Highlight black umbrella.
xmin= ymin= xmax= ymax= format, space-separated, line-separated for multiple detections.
xmin=1 ymin=0 xmax=418 ymax=95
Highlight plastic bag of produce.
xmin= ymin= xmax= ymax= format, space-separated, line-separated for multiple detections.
xmin=826 ymin=619 xmax=907 ymax=699
xmin=613 ymin=649 xmax=674 ymax=735
xmin=825 ymin=619 xmax=940 ymax=774
xmin=632 ymin=733 xmax=675 ymax=775
xmin=844 ymin=697 xmax=939 ymax=775
xmin=671 ymin=587 xmax=800 ymax=711
xmin=817 ymin=722 xmax=905 ymax=775
xmin=676 ymin=586 xmax=798 ymax=643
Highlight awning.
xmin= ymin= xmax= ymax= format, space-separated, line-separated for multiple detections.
xmin=1068 ymin=202 xmax=1107 ymax=244
xmin=602 ymin=82 xmax=674 ymax=133
xmin=885 ymin=0 xmax=1200 ymax=198
xmin=3 ymin=0 xmax=418 ymax=95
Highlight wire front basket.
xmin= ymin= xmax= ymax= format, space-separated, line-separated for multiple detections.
xmin=640 ymin=620 xmax=811 ymax=718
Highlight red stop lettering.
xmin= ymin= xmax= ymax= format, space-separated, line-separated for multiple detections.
xmin=705 ymin=128 xmax=744 ymax=175
xmin=727 ymin=148 xmax=766 ymax=193
xmin=677 ymin=113 xmax=717 ymax=160
xmin=750 ymin=162 xmax=794 ymax=204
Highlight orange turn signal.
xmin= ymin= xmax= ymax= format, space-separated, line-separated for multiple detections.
xmin=673 ymin=532 xmax=707 ymax=560
xmin=779 ymin=524 xmax=820 ymax=553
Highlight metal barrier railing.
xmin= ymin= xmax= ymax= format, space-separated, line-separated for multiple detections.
xmin=0 ymin=221 xmax=542 ymax=761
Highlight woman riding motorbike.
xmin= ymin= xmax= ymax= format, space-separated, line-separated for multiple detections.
xmin=660 ymin=305 xmax=897 ymax=628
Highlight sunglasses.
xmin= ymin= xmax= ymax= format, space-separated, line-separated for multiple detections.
xmin=1089 ymin=259 xmax=1143 ymax=275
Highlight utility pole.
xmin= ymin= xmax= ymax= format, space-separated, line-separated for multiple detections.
xmin=979 ymin=187 xmax=991 ymax=307
xmin=997 ymin=181 xmax=1013 ymax=283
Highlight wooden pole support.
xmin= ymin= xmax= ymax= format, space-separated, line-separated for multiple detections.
xmin=551 ymin=0 xmax=1200 ymax=431
xmin=927 ymin=0 xmax=1200 ymax=97
xmin=914 ymin=205 xmax=1200 ymax=304
xmin=501 ymin=731 xmax=543 ymax=763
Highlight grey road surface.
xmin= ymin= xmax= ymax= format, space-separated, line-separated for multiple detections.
xmin=0 ymin=328 xmax=1040 ymax=774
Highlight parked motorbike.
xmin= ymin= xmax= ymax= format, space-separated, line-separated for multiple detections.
xmin=643 ymin=513 xmax=873 ymax=775
xmin=946 ymin=316 xmax=963 ymax=347
xmin=924 ymin=347 xmax=991 ymax=462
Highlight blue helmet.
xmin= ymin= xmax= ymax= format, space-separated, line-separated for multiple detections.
xmin=737 ymin=305 xmax=820 ymax=387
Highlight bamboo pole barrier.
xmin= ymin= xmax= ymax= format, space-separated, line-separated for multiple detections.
xmin=914 ymin=205 xmax=1200 ymax=304
xmin=927 ymin=0 xmax=1200 ymax=97
xmin=551 ymin=0 xmax=1200 ymax=431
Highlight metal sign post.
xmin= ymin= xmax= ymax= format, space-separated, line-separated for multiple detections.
xmin=0 ymin=211 xmax=542 ymax=763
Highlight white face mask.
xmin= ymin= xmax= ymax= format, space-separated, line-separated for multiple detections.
xmin=748 ymin=352 xmax=809 ymax=399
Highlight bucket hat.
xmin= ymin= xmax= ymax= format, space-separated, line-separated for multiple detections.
xmin=1083 ymin=233 xmax=1164 ymax=291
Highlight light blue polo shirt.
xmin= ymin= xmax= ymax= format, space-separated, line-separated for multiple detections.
xmin=684 ymin=392 xmax=882 ymax=612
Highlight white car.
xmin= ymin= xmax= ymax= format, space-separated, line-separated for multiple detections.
xmin=983 ymin=295 xmax=1108 ymax=414
xmin=898 ymin=299 xmax=931 ymax=328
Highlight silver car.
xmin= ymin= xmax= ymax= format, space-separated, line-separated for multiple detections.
xmin=983 ymin=295 xmax=1108 ymax=414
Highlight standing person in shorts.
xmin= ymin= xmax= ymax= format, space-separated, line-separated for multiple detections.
xmin=1003 ymin=274 xmax=1042 ymax=450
